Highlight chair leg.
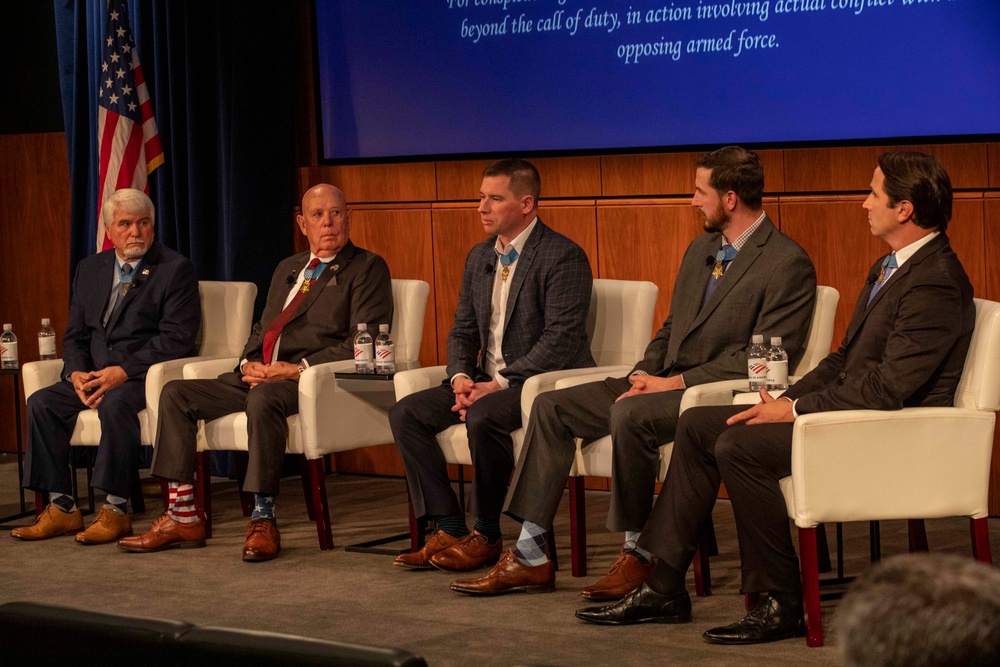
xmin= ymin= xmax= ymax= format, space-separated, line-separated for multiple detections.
xmin=306 ymin=457 xmax=333 ymax=551
xmin=407 ymin=491 xmax=426 ymax=552
xmin=233 ymin=452 xmax=253 ymax=518
xmin=160 ymin=480 xmax=170 ymax=511
xmin=35 ymin=491 xmax=46 ymax=516
xmin=816 ymin=523 xmax=832 ymax=573
xmin=798 ymin=526 xmax=824 ymax=648
xmin=971 ymin=517 xmax=993 ymax=564
xmin=195 ymin=451 xmax=213 ymax=539
xmin=129 ymin=467 xmax=145 ymax=514
xmin=545 ymin=528 xmax=559 ymax=572
xmin=869 ymin=520 xmax=881 ymax=562
xmin=702 ymin=515 xmax=719 ymax=557
xmin=85 ymin=465 xmax=95 ymax=514
xmin=299 ymin=457 xmax=315 ymax=521
xmin=568 ymin=476 xmax=587 ymax=577
xmin=908 ymin=519 xmax=929 ymax=553
xmin=744 ymin=592 xmax=760 ymax=611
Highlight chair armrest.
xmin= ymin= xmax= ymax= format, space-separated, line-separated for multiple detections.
xmin=789 ymin=408 xmax=996 ymax=526
xmin=145 ymin=356 xmax=235 ymax=444
xmin=299 ymin=359 xmax=396 ymax=458
xmin=182 ymin=357 xmax=239 ymax=380
xmin=21 ymin=360 xmax=65 ymax=398
xmin=394 ymin=365 xmax=447 ymax=400
xmin=521 ymin=365 xmax=632 ymax=421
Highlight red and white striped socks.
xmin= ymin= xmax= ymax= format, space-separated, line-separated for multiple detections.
xmin=167 ymin=482 xmax=199 ymax=523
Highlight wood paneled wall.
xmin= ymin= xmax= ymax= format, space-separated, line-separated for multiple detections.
xmin=0 ymin=133 xmax=71 ymax=456
xmin=298 ymin=142 xmax=1000 ymax=512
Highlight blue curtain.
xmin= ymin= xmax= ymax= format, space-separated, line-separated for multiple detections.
xmin=53 ymin=0 xmax=297 ymax=297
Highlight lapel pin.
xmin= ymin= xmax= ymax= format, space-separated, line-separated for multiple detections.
xmin=142 ymin=268 xmax=150 ymax=275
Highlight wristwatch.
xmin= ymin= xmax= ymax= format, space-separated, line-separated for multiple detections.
xmin=296 ymin=362 xmax=305 ymax=375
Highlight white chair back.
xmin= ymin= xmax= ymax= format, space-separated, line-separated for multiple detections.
xmin=586 ymin=279 xmax=658 ymax=366
xmin=792 ymin=285 xmax=840 ymax=376
xmin=954 ymin=298 xmax=1000 ymax=412
xmin=390 ymin=279 xmax=430 ymax=365
xmin=194 ymin=281 xmax=257 ymax=357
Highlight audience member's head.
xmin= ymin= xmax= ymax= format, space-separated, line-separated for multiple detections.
xmin=695 ymin=146 xmax=764 ymax=210
xmin=877 ymin=151 xmax=953 ymax=232
xmin=839 ymin=553 xmax=1000 ymax=667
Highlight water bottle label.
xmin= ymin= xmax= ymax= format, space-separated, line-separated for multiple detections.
xmin=748 ymin=357 xmax=767 ymax=388
xmin=39 ymin=336 xmax=56 ymax=357
xmin=766 ymin=360 xmax=788 ymax=389
xmin=376 ymin=344 xmax=395 ymax=374
xmin=1 ymin=340 xmax=18 ymax=365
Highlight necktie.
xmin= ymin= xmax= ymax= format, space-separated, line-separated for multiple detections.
xmin=104 ymin=263 xmax=135 ymax=327
xmin=499 ymin=248 xmax=519 ymax=282
xmin=701 ymin=244 xmax=737 ymax=308
xmin=262 ymin=258 xmax=321 ymax=364
xmin=866 ymin=253 xmax=898 ymax=306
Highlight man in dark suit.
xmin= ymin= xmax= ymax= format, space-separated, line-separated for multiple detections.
xmin=390 ymin=159 xmax=594 ymax=574
xmin=13 ymin=188 xmax=200 ymax=545
xmin=119 ymin=183 xmax=392 ymax=561
xmin=577 ymin=152 xmax=975 ymax=645
xmin=451 ymin=146 xmax=817 ymax=596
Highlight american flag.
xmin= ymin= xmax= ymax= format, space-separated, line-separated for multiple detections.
xmin=96 ymin=0 xmax=164 ymax=252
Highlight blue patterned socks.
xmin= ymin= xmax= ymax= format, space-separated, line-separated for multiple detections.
xmin=252 ymin=494 xmax=276 ymax=522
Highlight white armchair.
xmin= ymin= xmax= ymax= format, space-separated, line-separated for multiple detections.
xmin=779 ymin=297 xmax=1000 ymax=648
xmin=20 ymin=280 xmax=257 ymax=513
xmin=185 ymin=279 xmax=429 ymax=549
xmin=393 ymin=279 xmax=659 ymax=546
xmin=559 ymin=285 xmax=841 ymax=582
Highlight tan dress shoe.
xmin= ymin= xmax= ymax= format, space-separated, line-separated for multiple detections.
xmin=451 ymin=549 xmax=555 ymax=595
xmin=10 ymin=504 xmax=84 ymax=540
xmin=393 ymin=530 xmax=461 ymax=569
xmin=430 ymin=530 xmax=502 ymax=572
xmin=581 ymin=549 xmax=655 ymax=601
xmin=76 ymin=507 xmax=133 ymax=545
xmin=118 ymin=513 xmax=206 ymax=552
xmin=243 ymin=518 xmax=281 ymax=562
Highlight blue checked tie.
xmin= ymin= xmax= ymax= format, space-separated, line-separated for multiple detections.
xmin=867 ymin=253 xmax=898 ymax=306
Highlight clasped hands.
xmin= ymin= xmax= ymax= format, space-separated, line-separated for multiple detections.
xmin=726 ymin=389 xmax=794 ymax=425
xmin=615 ymin=373 xmax=685 ymax=402
xmin=451 ymin=376 xmax=501 ymax=421
xmin=71 ymin=366 xmax=128 ymax=408
xmin=241 ymin=361 xmax=299 ymax=387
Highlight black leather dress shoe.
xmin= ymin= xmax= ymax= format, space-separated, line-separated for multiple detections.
xmin=575 ymin=583 xmax=692 ymax=626
xmin=703 ymin=594 xmax=805 ymax=645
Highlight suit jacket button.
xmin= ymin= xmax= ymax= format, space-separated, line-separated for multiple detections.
xmin=838 ymin=372 xmax=846 ymax=380
xmin=108 ymin=345 xmax=113 ymax=351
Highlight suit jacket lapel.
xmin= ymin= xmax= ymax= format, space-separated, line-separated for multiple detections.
xmin=105 ymin=244 xmax=158 ymax=335
xmin=502 ymin=221 xmax=544 ymax=331
xmin=284 ymin=241 xmax=357 ymax=326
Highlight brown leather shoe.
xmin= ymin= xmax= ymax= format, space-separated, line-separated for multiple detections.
xmin=581 ymin=549 xmax=655 ymax=601
xmin=10 ymin=504 xmax=84 ymax=541
xmin=243 ymin=518 xmax=280 ymax=562
xmin=118 ymin=513 xmax=206 ymax=552
xmin=451 ymin=549 xmax=555 ymax=595
xmin=76 ymin=507 xmax=132 ymax=545
xmin=393 ymin=530 xmax=462 ymax=569
xmin=431 ymin=530 xmax=503 ymax=572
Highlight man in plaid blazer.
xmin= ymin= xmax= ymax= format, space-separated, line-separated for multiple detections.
xmin=390 ymin=158 xmax=595 ymax=574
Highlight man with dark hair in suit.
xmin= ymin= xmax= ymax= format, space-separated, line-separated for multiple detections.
xmin=577 ymin=152 xmax=975 ymax=645
xmin=119 ymin=183 xmax=392 ymax=562
xmin=390 ymin=158 xmax=595 ymax=574
xmin=451 ymin=145 xmax=817 ymax=596
xmin=13 ymin=188 xmax=201 ymax=545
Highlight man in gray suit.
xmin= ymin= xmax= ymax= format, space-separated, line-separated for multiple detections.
xmin=451 ymin=146 xmax=816 ymax=596
xmin=119 ymin=183 xmax=392 ymax=562
xmin=390 ymin=159 xmax=595 ymax=574
xmin=577 ymin=152 xmax=974 ymax=646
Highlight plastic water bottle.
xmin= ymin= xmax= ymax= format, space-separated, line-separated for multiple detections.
xmin=747 ymin=334 xmax=767 ymax=391
xmin=353 ymin=323 xmax=374 ymax=374
xmin=766 ymin=336 xmax=789 ymax=391
xmin=1 ymin=324 xmax=18 ymax=369
xmin=375 ymin=324 xmax=395 ymax=375
xmin=38 ymin=318 xmax=57 ymax=360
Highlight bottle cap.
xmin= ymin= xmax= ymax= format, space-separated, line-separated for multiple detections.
xmin=771 ymin=337 xmax=782 ymax=346
xmin=751 ymin=334 xmax=763 ymax=344
xmin=3 ymin=323 xmax=11 ymax=331
xmin=42 ymin=318 xmax=50 ymax=326
xmin=357 ymin=323 xmax=367 ymax=331
xmin=379 ymin=324 xmax=389 ymax=332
